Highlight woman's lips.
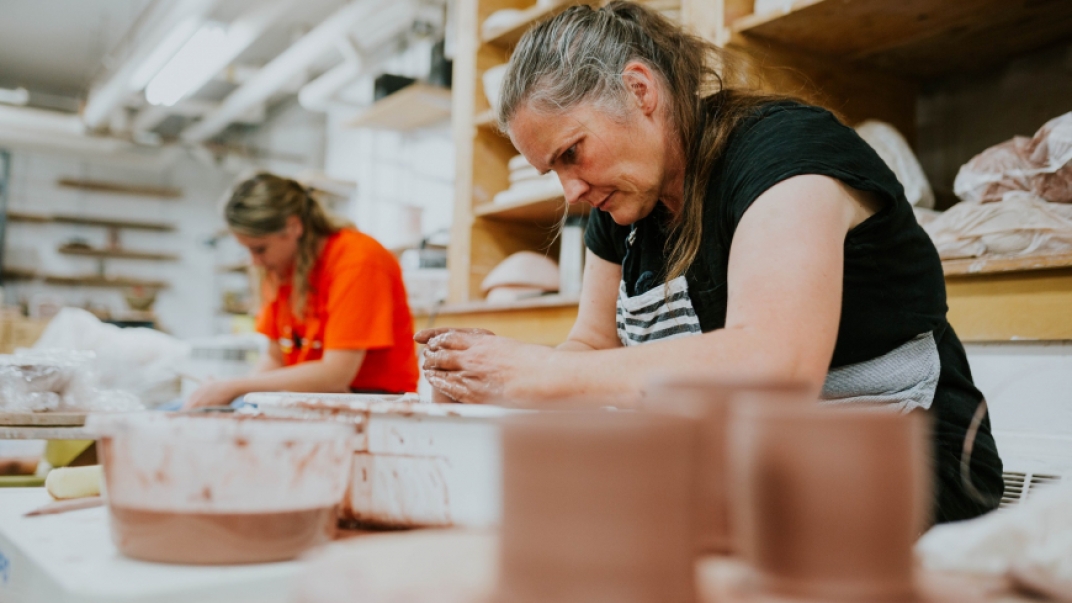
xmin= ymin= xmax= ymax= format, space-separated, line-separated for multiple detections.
xmin=593 ymin=192 xmax=614 ymax=210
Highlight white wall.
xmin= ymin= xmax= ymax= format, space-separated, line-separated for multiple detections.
xmin=3 ymin=149 xmax=233 ymax=338
xmin=965 ymin=342 xmax=1072 ymax=476
xmin=324 ymin=106 xmax=454 ymax=248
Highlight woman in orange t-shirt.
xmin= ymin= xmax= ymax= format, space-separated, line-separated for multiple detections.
xmin=184 ymin=172 xmax=419 ymax=409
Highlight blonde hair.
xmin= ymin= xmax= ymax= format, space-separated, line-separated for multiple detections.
xmin=499 ymin=1 xmax=789 ymax=283
xmin=224 ymin=172 xmax=353 ymax=317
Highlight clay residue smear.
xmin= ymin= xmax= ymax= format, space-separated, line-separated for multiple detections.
xmin=110 ymin=506 xmax=336 ymax=564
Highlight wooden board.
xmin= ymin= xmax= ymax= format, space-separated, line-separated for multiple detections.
xmin=6 ymin=211 xmax=50 ymax=223
xmin=946 ymin=268 xmax=1072 ymax=342
xmin=943 ymin=253 xmax=1072 ymax=277
xmin=474 ymin=195 xmax=586 ymax=223
xmin=474 ymin=109 xmax=497 ymax=129
xmin=58 ymin=245 xmax=179 ymax=261
xmin=347 ymin=83 xmax=452 ymax=130
xmin=57 ymin=178 xmax=181 ymax=199
xmin=0 ymin=426 xmax=94 ymax=440
xmin=0 ymin=412 xmax=87 ymax=427
xmin=415 ymin=298 xmax=578 ymax=346
xmin=732 ymin=0 xmax=1072 ymax=79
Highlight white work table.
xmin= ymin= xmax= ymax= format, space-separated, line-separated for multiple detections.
xmin=0 ymin=489 xmax=305 ymax=603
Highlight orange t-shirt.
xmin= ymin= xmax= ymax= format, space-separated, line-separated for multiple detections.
xmin=255 ymin=229 xmax=419 ymax=393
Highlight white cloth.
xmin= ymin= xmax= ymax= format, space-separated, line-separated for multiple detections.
xmin=923 ymin=191 xmax=1072 ymax=260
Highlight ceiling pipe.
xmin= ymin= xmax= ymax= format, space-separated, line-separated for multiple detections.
xmin=82 ymin=0 xmax=220 ymax=130
xmin=182 ymin=0 xmax=394 ymax=143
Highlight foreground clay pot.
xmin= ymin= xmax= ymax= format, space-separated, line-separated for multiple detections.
xmin=496 ymin=410 xmax=697 ymax=603
xmin=644 ymin=379 xmax=814 ymax=555
xmin=729 ymin=403 xmax=930 ymax=601
xmin=86 ymin=414 xmax=353 ymax=564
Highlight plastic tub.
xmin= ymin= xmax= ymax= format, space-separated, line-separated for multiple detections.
xmin=85 ymin=413 xmax=353 ymax=564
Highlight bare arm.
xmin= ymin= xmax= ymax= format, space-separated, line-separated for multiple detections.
xmin=557 ymin=250 xmax=623 ymax=351
xmin=183 ymin=349 xmax=366 ymax=409
xmin=422 ymin=175 xmax=875 ymax=402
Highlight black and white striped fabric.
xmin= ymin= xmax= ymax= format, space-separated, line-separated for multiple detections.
xmin=615 ymin=275 xmax=702 ymax=346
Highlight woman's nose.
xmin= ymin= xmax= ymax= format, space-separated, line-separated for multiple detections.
xmin=560 ymin=175 xmax=589 ymax=205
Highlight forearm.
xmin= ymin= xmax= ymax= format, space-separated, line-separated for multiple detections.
xmin=556 ymin=339 xmax=599 ymax=351
xmin=537 ymin=326 xmax=829 ymax=400
xmin=228 ymin=360 xmax=354 ymax=397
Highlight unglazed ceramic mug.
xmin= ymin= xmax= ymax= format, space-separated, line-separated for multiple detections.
xmin=643 ymin=378 xmax=814 ymax=555
xmin=729 ymin=402 xmax=930 ymax=601
xmin=496 ymin=409 xmax=698 ymax=603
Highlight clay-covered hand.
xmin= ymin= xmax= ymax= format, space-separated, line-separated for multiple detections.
xmin=418 ymin=328 xmax=553 ymax=404
xmin=182 ymin=379 xmax=241 ymax=410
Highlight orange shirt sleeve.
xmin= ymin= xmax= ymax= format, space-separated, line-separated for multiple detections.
xmin=322 ymin=252 xmax=399 ymax=351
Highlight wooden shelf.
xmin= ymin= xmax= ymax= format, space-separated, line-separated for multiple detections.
xmin=474 ymin=109 xmax=497 ymax=129
xmin=42 ymin=275 xmax=168 ymax=289
xmin=474 ymin=194 xmax=586 ymax=223
xmin=57 ymin=178 xmax=181 ymax=199
xmin=347 ymin=83 xmax=452 ymax=131
xmin=943 ymin=253 xmax=1072 ymax=278
xmin=731 ymin=0 xmax=1072 ymax=79
xmin=7 ymin=211 xmax=175 ymax=231
xmin=58 ymin=245 xmax=178 ymax=261
xmin=217 ymin=262 xmax=252 ymax=274
xmin=482 ymin=0 xmax=588 ymax=49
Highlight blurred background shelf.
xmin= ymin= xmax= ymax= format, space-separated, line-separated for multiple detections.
xmin=474 ymin=195 xmax=584 ymax=223
xmin=58 ymin=245 xmax=178 ymax=261
xmin=730 ymin=0 xmax=1072 ymax=79
xmin=347 ymin=83 xmax=452 ymax=131
xmin=56 ymin=178 xmax=181 ymax=199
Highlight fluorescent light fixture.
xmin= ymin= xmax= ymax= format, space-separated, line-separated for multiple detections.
xmin=0 ymin=87 xmax=29 ymax=106
xmin=145 ymin=22 xmax=234 ymax=106
xmin=129 ymin=17 xmax=201 ymax=92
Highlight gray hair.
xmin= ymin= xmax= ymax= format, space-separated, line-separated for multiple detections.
xmin=497 ymin=1 xmax=712 ymax=144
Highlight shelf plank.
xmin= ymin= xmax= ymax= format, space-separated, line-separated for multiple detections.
xmin=57 ymin=178 xmax=181 ymax=199
xmin=482 ymin=0 xmax=590 ymax=48
xmin=42 ymin=275 xmax=168 ymax=289
xmin=731 ymin=0 xmax=1072 ymax=79
xmin=347 ymin=83 xmax=452 ymax=130
xmin=474 ymin=109 xmax=497 ymax=129
xmin=51 ymin=214 xmax=175 ymax=232
xmin=6 ymin=211 xmax=51 ymax=223
xmin=58 ymin=245 xmax=179 ymax=261
xmin=474 ymin=195 xmax=586 ymax=223
xmin=943 ymin=253 xmax=1072 ymax=278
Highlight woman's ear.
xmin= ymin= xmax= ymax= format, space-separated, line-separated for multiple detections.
xmin=286 ymin=214 xmax=304 ymax=239
xmin=622 ymin=61 xmax=659 ymax=116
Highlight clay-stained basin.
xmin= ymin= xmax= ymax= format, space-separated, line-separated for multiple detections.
xmin=85 ymin=413 xmax=354 ymax=564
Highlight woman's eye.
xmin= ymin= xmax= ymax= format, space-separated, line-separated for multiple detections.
xmin=562 ymin=144 xmax=578 ymax=163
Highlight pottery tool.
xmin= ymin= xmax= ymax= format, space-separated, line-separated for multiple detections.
xmin=25 ymin=496 xmax=105 ymax=517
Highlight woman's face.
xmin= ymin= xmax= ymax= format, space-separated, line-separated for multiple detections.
xmin=233 ymin=215 xmax=303 ymax=276
xmin=508 ymin=80 xmax=672 ymax=226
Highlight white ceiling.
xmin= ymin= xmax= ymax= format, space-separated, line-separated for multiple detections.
xmin=0 ymin=0 xmax=153 ymax=97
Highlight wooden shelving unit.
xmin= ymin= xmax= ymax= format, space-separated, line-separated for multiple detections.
xmin=42 ymin=275 xmax=168 ymax=289
xmin=481 ymin=0 xmax=589 ymax=48
xmin=347 ymin=83 xmax=452 ymax=131
xmin=942 ymin=253 xmax=1072 ymax=278
xmin=58 ymin=245 xmax=178 ymax=261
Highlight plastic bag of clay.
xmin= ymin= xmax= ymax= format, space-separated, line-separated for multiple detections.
xmin=916 ymin=480 xmax=1072 ymax=601
xmin=954 ymin=112 xmax=1072 ymax=204
xmin=0 ymin=349 xmax=139 ymax=412
xmin=922 ymin=192 xmax=1072 ymax=260
xmin=32 ymin=307 xmax=189 ymax=407
xmin=1026 ymin=112 xmax=1072 ymax=204
xmin=856 ymin=120 xmax=935 ymax=208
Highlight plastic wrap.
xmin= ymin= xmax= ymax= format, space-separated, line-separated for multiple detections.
xmin=954 ymin=112 xmax=1072 ymax=204
xmin=922 ymin=192 xmax=1072 ymax=260
xmin=916 ymin=481 xmax=1072 ymax=602
xmin=0 ymin=349 xmax=142 ymax=412
xmin=32 ymin=307 xmax=189 ymax=407
xmin=855 ymin=120 xmax=935 ymax=208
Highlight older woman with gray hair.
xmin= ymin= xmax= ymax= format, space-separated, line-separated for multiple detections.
xmin=416 ymin=1 xmax=1002 ymax=522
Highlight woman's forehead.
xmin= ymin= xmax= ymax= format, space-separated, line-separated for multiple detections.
xmin=509 ymin=106 xmax=586 ymax=168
